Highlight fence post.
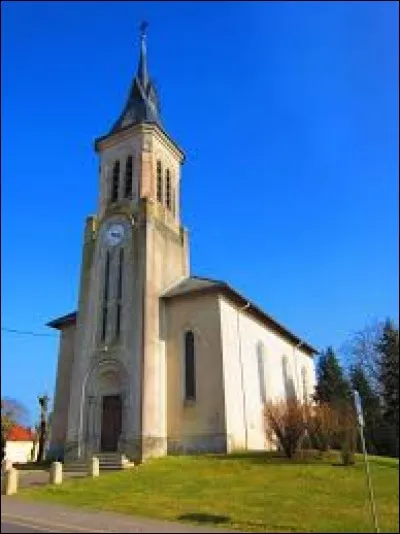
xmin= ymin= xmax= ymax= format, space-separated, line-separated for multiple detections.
xmin=1 ymin=459 xmax=13 ymax=474
xmin=88 ymin=456 xmax=99 ymax=477
xmin=49 ymin=461 xmax=63 ymax=485
xmin=2 ymin=467 xmax=18 ymax=495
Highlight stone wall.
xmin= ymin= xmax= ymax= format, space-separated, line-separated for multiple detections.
xmin=164 ymin=293 xmax=227 ymax=454
xmin=48 ymin=323 xmax=76 ymax=461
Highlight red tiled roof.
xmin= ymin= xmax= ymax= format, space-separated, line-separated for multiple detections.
xmin=7 ymin=424 xmax=35 ymax=442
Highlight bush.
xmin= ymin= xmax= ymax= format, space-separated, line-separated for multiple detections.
xmin=305 ymin=400 xmax=357 ymax=465
xmin=337 ymin=402 xmax=357 ymax=465
xmin=264 ymin=397 xmax=359 ymax=465
xmin=305 ymin=402 xmax=338 ymax=453
xmin=264 ymin=398 xmax=307 ymax=459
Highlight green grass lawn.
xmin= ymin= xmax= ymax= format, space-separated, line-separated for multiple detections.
xmin=17 ymin=451 xmax=399 ymax=533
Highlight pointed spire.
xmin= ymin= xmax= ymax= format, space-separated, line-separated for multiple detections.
xmin=137 ymin=21 xmax=149 ymax=90
xmin=106 ymin=21 xmax=162 ymax=135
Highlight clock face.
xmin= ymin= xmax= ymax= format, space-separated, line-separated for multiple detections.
xmin=105 ymin=224 xmax=125 ymax=246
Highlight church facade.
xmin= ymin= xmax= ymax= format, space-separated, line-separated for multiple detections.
xmin=47 ymin=29 xmax=318 ymax=463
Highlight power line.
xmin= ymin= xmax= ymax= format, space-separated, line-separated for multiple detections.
xmin=1 ymin=327 xmax=57 ymax=338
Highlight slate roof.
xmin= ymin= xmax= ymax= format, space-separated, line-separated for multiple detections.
xmin=162 ymin=276 xmax=225 ymax=298
xmin=107 ymin=25 xmax=162 ymax=135
xmin=46 ymin=276 xmax=318 ymax=355
xmin=162 ymin=276 xmax=318 ymax=355
xmin=47 ymin=312 xmax=77 ymax=329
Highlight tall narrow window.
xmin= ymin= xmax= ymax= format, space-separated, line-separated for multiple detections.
xmin=115 ymin=248 xmax=124 ymax=339
xmin=165 ymin=168 xmax=171 ymax=209
xmin=257 ymin=342 xmax=266 ymax=404
xmin=101 ymin=252 xmax=110 ymax=341
xmin=171 ymin=186 xmax=176 ymax=216
xmin=184 ymin=330 xmax=196 ymax=401
xmin=156 ymin=160 xmax=163 ymax=203
xmin=301 ymin=366 xmax=308 ymax=404
xmin=124 ymin=156 xmax=133 ymax=198
xmin=111 ymin=160 xmax=120 ymax=202
xmin=282 ymin=355 xmax=295 ymax=400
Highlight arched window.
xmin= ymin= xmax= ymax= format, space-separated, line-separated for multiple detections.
xmin=282 ymin=355 xmax=295 ymax=400
xmin=111 ymin=160 xmax=120 ymax=202
xmin=184 ymin=330 xmax=196 ymax=401
xmin=257 ymin=342 xmax=266 ymax=404
xmin=115 ymin=248 xmax=124 ymax=339
xmin=156 ymin=160 xmax=163 ymax=203
xmin=301 ymin=366 xmax=308 ymax=404
xmin=101 ymin=251 xmax=110 ymax=342
xmin=124 ymin=156 xmax=133 ymax=198
xmin=165 ymin=168 xmax=171 ymax=209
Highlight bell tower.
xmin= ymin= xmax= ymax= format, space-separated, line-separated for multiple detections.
xmin=64 ymin=24 xmax=190 ymax=462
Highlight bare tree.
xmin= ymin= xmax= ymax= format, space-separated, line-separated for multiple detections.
xmin=341 ymin=320 xmax=384 ymax=395
xmin=1 ymin=397 xmax=29 ymax=461
xmin=264 ymin=398 xmax=307 ymax=459
xmin=1 ymin=397 xmax=29 ymax=427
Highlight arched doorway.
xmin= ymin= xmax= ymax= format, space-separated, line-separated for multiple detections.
xmin=98 ymin=369 xmax=122 ymax=452
xmin=84 ymin=358 xmax=128 ymax=454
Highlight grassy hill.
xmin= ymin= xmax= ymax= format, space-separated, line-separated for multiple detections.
xmin=17 ymin=451 xmax=399 ymax=532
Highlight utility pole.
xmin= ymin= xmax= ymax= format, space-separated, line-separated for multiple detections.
xmin=354 ymin=390 xmax=380 ymax=533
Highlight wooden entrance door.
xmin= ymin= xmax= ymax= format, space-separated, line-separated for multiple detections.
xmin=101 ymin=395 xmax=122 ymax=452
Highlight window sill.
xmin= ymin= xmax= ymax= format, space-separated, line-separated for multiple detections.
xmin=183 ymin=399 xmax=196 ymax=407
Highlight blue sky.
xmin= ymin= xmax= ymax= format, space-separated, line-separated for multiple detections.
xmin=1 ymin=1 xmax=398 ymax=425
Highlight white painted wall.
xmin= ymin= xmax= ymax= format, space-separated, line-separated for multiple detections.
xmin=5 ymin=441 xmax=37 ymax=464
xmin=219 ymin=296 xmax=316 ymax=452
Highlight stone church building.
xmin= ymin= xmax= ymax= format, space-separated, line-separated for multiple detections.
xmin=47 ymin=28 xmax=317 ymax=464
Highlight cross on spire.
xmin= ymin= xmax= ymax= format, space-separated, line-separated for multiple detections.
xmin=140 ymin=21 xmax=148 ymax=40
xmin=105 ymin=20 xmax=162 ymax=135
xmin=137 ymin=21 xmax=149 ymax=89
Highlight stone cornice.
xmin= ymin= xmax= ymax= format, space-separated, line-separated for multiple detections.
xmin=94 ymin=123 xmax=185 ymax=163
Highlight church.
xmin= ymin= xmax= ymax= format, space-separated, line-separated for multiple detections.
xmin=47 ymin=27 xmax=318 ymax=465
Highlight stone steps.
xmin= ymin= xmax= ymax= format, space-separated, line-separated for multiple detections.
xmin=64 ymin=453 xmax=135 ymax=472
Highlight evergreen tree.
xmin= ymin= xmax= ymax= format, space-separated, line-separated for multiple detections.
xmin=376 ymin=319 xmax=399 ymax=456
xmin=314 ymin=347 xmax=355 ymax=452
xmin=314 ymin=347 xmax=352 ymax=407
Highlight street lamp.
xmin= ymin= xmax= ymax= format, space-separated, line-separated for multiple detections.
xmin=354 ymin=390 xmax=380 ymax=533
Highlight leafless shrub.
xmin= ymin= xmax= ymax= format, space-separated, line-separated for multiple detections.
xmin=305 ymin=402 xmax=338 ymax=453
xmin=305 ymin=400 xmax=357 ymax=465
xmin=264 ymin=398 xmax=307 ymax=459
xmin=336 ymin=401 xmax=357 ymax=465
